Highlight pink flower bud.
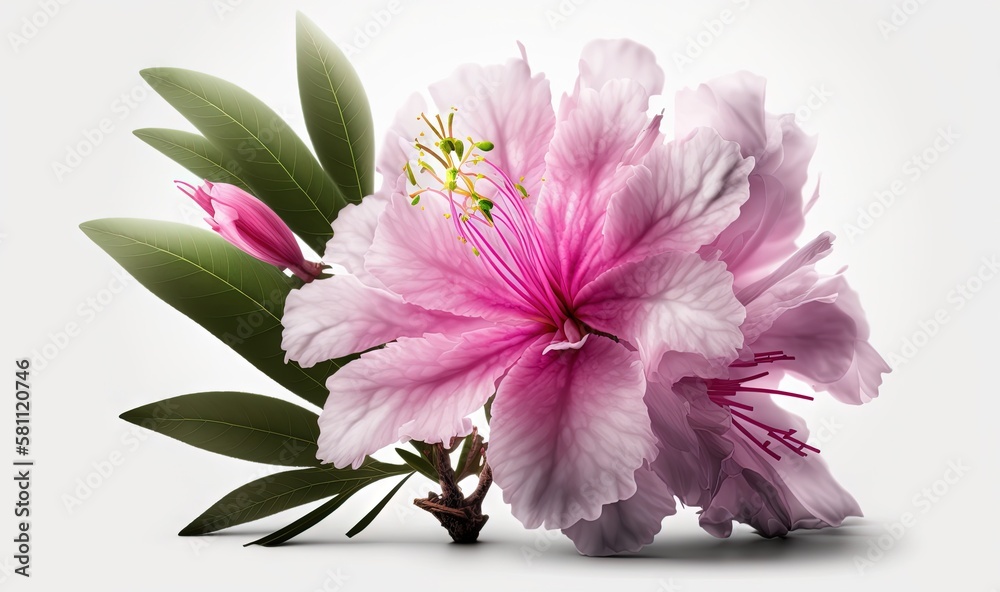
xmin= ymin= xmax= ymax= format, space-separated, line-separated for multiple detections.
xmin=176 ymin=180 xmax=324 ymax=282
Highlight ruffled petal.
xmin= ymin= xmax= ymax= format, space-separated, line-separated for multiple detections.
xmin=322 ymin=189 xmax=392 ymax=287
xmin=366 ymin=189 xmax=536 ymax=322
xmin=766 ymin=275 xmax=890 ymax=404
xmin=702 ymin=174 xmax=799 ymax=285
xmin=824 ymin=340 xmax=890 ymax=405
xmin=700 ymin=398 xmax=861 ymax=537
xmin=677 ymin=73 xmax=815 ymax=279
xmin=576 ymin=251 xmax=745 ymax=380
xmin=675 ymin=72 xmax=769 ymax=161
xmin=282 ymin=273 xmax=485 ymax=367
xmin=489 ymin=336 xmax=656 ymax=529
xmin=752 ymin=300 xmax=858 ymax=384
xmin=738 ymin=232 xmax=836 ymax=345
xmin=561 ymin=465 xmax=676 ymax=556
xmin=536 ymin=79 xmax=652 ymax=294
xmin=376 ymin=93 xmax=428 ymax=182
xmin=428 ymin=55 xmax=555 ymax=201
xmin=646 ymin=379 xmax=732 ymax=507
xmin=577 ymin=39 xmax=664 ymax=98
xmin=769 ymin=113 xmax=817 ymax=206
xmin=325 ymin=92 xmax=428 ymax=286
xmin=316 ymin=324 xmax=540 ymax=468
xmin=602 ymin=129 xmax=753 ymax=267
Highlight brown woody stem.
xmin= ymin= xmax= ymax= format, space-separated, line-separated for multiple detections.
xmin=413 ymin=429 xmax=491 ymax=543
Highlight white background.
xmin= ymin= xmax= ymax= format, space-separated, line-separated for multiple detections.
xmin=2 ymin=0 xmax=998 ymax=590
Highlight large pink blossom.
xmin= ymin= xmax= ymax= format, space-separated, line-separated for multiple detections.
xmin=281 ymin=40 xmax=756 ymax=530
xmin=563 ymin=73 xmax=891 ymax=555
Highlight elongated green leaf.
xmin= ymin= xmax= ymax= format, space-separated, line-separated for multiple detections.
xmin=245 ymin=486 xmax=363 ymax=547
xmin=346 ymin=473 xmax=414 ymax=538
xmin=395 ymin=448 xmax=437 ymax=482
xmin=119 ymin=392 xmax=321 ymax=467
xmin=454 ymin=433 xmax=476 ymax=479
xmin=296 ymin=12 xmax=374 ymax=204
xmin=133 ymin=128 xmax=254 ymax=193
xmin=180 ymin=460 xmax=409 ymax=535
xmin=140 ymin=67 xmax=345 ymax=254
xmin=80 ymin=218 xmax=348 ymax=407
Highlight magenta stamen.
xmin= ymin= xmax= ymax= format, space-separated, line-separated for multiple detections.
xmin=733 ymin=387 xmax=814 ymax=401
xmin=706 ymin=351 xmax=820 ymax=461
xmin=729 ymin=351 xmax=796 ymax=367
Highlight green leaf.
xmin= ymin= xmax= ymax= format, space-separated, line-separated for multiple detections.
xmin=453 ymin=433 xmax=476 ymax=479
xmin=245 ymin=486 xmax=363 ymax=547
xmin=346 ymin=473 xmax=414 ymax=538
xmin=296 ymin=12 xmax=374 ymax=204
xmin=133 ymin=128 xmax=254 ymax=193
xmin=179 ymin=460 xmax=409 ymax=536
xmin=80 ymin=218 xmax=348 ymax=407
xmin=395 ymin=448 xmax=437 ymax=482
xmin=140 ymin=67 xmax=345 ymax=254
xmin=119 ymin=392 xmax=321 ymax=467
xmin=484 ymin=394 xmax=495 ymax=424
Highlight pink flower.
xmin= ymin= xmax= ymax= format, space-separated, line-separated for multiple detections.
xmin=677 ymin=72 xmax=816 ymax=287
xmin=176 ymin=180 xmax=324 ymax=282
xmin=281 ymin=40 xmax=756 ymax=530
xmin=563 ymin=74 xmax=890 ymax=555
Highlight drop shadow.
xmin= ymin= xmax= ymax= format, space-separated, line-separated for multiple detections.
xmin=581 ymin=519 xmax=878 ymax=563
xmin=185 ymin=518 xmax=880 ymax=565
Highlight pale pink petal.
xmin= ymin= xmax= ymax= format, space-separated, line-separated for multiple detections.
xmin=769 ymin=112 xmax=817 ymax=202
xmin=577 ymin=39 xmax=665 ymax=98
xmin=536 ymin=79 xmax=652 ymax=294
xmin=703 ymin=174 xmax=799 ymax=285
xmin=678 ymin=73 xmax=816 ymax=278
xmin=322 ymin=93 xmax=426 ymax=286
xmin=773 ymin=276 xmax=890 ymax=404
xmin=700 ymin=397 xmax=861 ymax=537
xmin=428 ymin=56 xmax=554 ymax=201
xmin=376 ymin=92 xmax=427 ymax=182
xmin=752 ymin=301 xmax=858 ymax=384
xmin=561 ymin=465 xmax=676 ymax=556
xmin=489 ymin=336 xmax=656 ymax=529
xmin=620 ymin=112 xmax=665 ymax=167
xmin=738 ymin=232 xmax=836 ymax=345
xmin=282 ymin=273 xmax=485 ymax=367
xmin=602 ymin=129 xmax=753 ymax=267
xmin=366 ymin=191 xmax=536 ymax=322
xmin=823 ymin=341 xmax=890 ymax=405
xmin=576 ymin=251 xmax=745 ymax=380
xmin=675 ymin=72 xmax=769 ymax=161
xmin=317 ymin=325 xmax=540 ymax=469
xmin=646 ymin=379 xmax=732 ymax=507
xmin=737 ymin=231 xmax=834 ymax=304
xmin=321 ymin=188 xmax=392 ymax=287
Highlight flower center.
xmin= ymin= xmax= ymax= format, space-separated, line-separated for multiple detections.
xmin=706 ymin=350 xmax=820 ymax=461
xmin=403 ymin=111 xmax=569 ymax=327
